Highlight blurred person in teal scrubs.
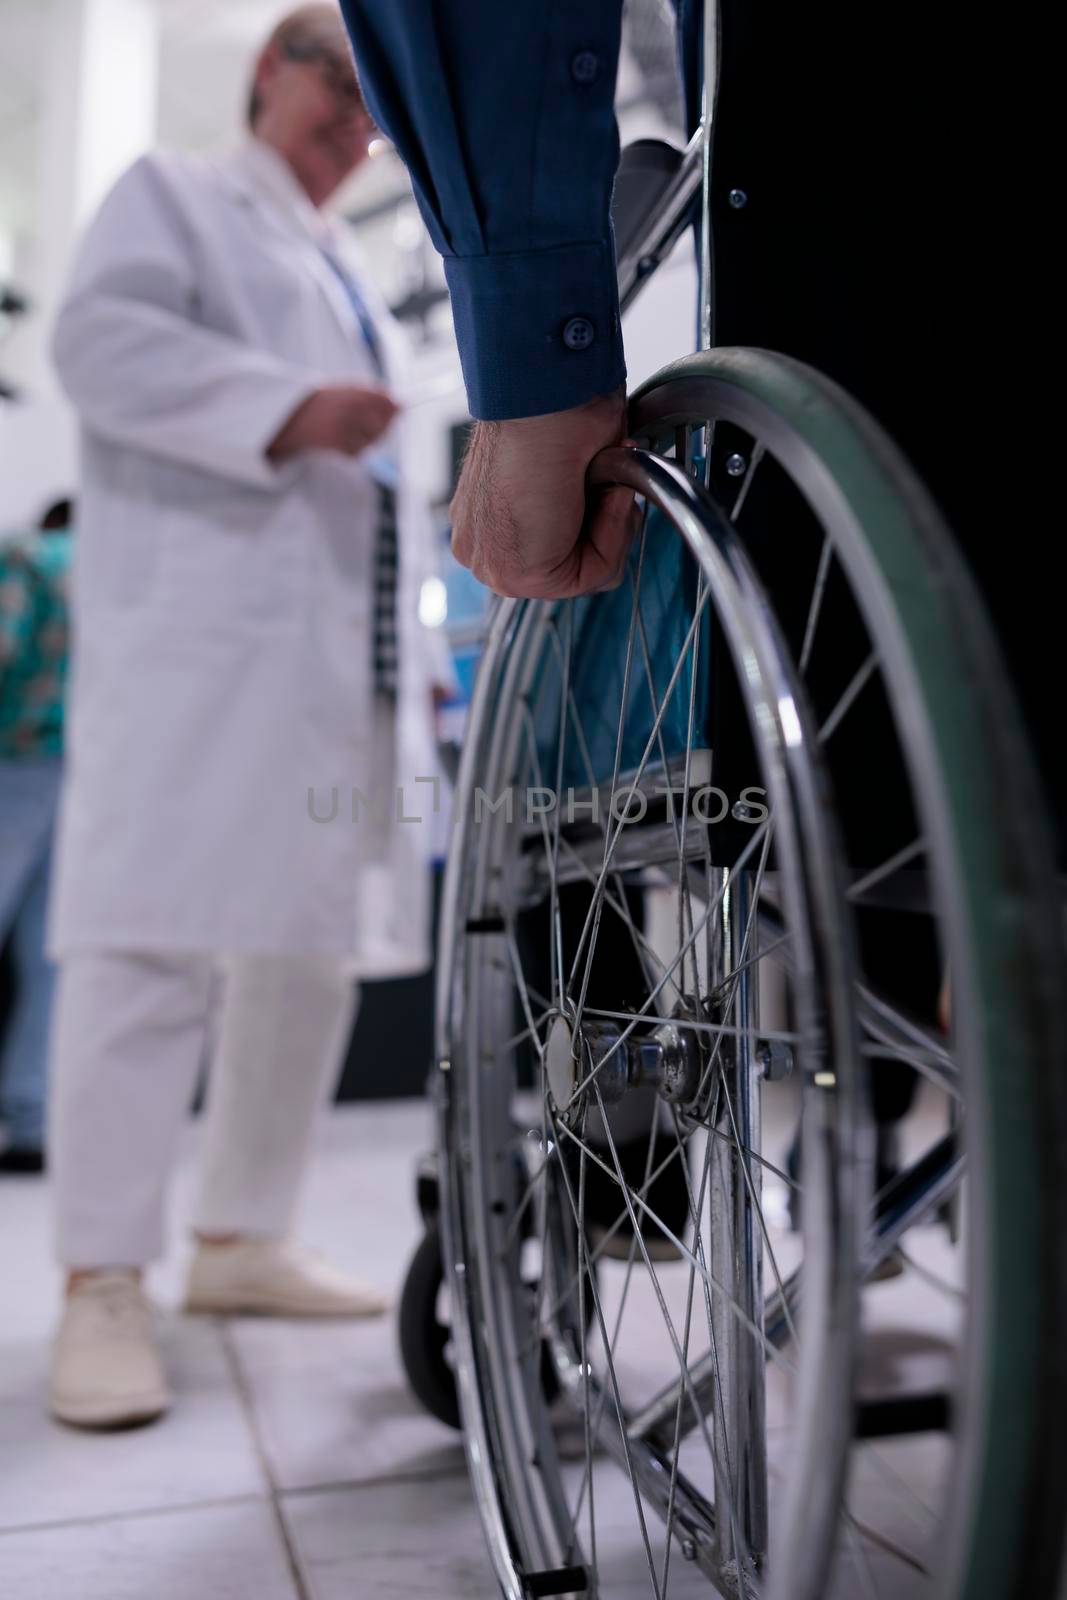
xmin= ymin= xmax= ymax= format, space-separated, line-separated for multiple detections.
xmin=0 ymin=497 xmax=73 ymax=1173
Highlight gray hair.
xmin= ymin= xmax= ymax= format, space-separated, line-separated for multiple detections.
xmin=247 ymin=4 xmax=354 ymax=128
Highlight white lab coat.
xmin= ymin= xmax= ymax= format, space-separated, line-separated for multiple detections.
xmin=49 ymin=140 xmax=452 ymax=975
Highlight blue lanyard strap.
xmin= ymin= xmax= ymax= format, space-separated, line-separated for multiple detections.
xmin=319 ymin=249 xmax=385 ymax=378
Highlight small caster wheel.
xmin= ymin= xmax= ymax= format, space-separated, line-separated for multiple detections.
xmin=399 ymin=1221 xmax=565 ymax=1428
xmin=397 ymin=1223 xmax=461 ymax=1430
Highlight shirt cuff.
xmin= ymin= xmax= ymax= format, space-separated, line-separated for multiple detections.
xmin=444 ymin=241 xmax=626 ymax=421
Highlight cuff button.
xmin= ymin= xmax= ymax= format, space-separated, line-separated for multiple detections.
xmin=562 ymin=315 xmax=596 ymax=351
xmin=571 ymin=51 xmax=600 ymax=85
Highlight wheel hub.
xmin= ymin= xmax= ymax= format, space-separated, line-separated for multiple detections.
xmin=546 ymin=1013 xmax=579 ymax=1114
xmin=545 ymin=1004 xmax=710 ymax=1123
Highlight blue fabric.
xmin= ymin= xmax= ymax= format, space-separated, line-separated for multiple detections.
xmin=533 ymin=507 xmax=712 ymax=790
xmin=0 ymin=755 xmax=62 ymax=1149
xmin=340 ymin=0 xmax=628 ymax=420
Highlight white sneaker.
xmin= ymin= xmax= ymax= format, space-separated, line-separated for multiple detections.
xmin=183 ymin=1238 xmax=389 ymax=1319
xmin=50 ymin=1271 xmax=171 ymax=1429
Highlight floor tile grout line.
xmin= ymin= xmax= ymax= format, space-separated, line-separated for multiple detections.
xmin=217 ymin=1317 xmax=314 ymax=1600
xmin=0 ymin=1492 xmax=267 ymax=1541
xmin=0 ymin=1462 xmax=474 ymax=1542
xmin=0 ymin=1381 xmax=470 ymax=1544
xmin=278 ymin=1459 xmax=472 ymax=1501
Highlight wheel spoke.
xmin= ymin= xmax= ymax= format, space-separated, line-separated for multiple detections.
xmin=551 ymin=630 xmax=664 ymax=995
xmin=587 ymin=1078 xmax=754 ymax=1596
xmin=445 ymin=352 xmax=1010 ymax=1600
xmin=673 ymin=568 xmax=709 ymax=1005
xmin=548 ymin=606 xmax=575 ymax=1008
xmin=818 ymin=650 xmax=878 ymax=743
xmin=550 ymin=1102 xmax=666 ymax=1600
xmin=842 ymin=1514 xmax=883 ymax=1600
xmin=565 ymin=1110 xmax=664 ymax=1545
xmin=569 ymin=579 xmax=715 ymax=1018
xmin=563 ymin=821 xmax=771 ymax=1117
xmin=552 ymin=1113 xmax=797 ymax=1378
xmin=857 ymin=985 xmax=959 ymax=1099
xmin=798 ymin=534 xmax=833 ymax=676
xmin=847 ymin=837 xmax=927 ymax=903
xmin=518 ymin=701 xmax=565 ymax=1008
xmin=631 ymin=581 xmax=703 ymax=1004
xmin=573 ymin=1118 xmax=599 ymax=1578
xmin=569 ymin=518 xmax=652 ymax=1027
xmin=556 ymin=833 xmax=673 ymax=1002
xmin=530 ymin=1132 xmax=692 ymax=1339
xmin=729 ymin=439 xmax=765 ymax=522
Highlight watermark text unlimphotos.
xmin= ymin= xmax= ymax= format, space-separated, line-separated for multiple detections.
xmin=306 ymin=779 xmax=769 ymax=827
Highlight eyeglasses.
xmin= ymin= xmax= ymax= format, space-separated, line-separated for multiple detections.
xmin=282 ymin=42 xmax=369 ymax=116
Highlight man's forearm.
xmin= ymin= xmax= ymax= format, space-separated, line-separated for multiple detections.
xmin=341 ymin=0 xmax=627 ymax=420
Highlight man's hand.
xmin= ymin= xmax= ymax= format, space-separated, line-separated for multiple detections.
xmin=450 ymin=386 xmax=638 ymax=599
xmin=268 ymin=385 xmax=399 ymax=461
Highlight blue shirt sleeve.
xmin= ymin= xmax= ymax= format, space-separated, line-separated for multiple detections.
xmin=340 ymin=0 xmax=626 ymax=421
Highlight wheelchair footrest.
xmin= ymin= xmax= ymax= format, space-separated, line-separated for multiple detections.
xmin=524 ymin=1565 xmax=590 ymax=1596
xmin=854 ymin=1390 xmax=951 ymax=1438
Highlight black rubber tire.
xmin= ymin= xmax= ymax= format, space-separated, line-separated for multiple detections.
xmin=397 ymin=1224 xmax=461 ymax=1431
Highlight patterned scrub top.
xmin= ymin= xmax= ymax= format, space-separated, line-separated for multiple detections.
xmin=0 ymin=529 xmax=72 ymax=760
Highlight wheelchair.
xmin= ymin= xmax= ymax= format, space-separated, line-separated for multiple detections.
xmin=399 ymin=7 xmax=1067 ymax=1597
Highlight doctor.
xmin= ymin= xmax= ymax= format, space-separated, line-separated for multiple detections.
xmin=46 ymin=3 xmax=451 ymax=1429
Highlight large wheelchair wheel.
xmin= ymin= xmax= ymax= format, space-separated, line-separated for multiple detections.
xmin=434 ymin=350 xmax=1067 ymax=1600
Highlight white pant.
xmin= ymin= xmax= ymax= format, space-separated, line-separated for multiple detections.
xmin=48 ymin=951 xmax=358 ymax=1267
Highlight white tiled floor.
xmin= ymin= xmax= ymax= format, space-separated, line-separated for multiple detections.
xmin=0 ymin=1098 xmax=956 ymax=1599
xmin=0 ymin=1102 xmax=469 ymax=1600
